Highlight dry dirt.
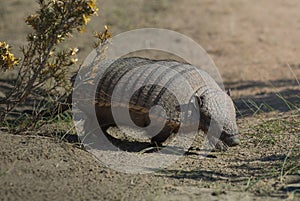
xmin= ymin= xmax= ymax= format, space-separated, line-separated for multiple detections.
xmin=0 ymin=0 xmax=300 ymax=201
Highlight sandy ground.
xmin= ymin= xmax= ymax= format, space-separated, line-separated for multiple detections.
xmin=0 ymin=0 xmax=299 ymax=200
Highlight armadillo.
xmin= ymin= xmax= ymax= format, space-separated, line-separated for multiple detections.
xmin=73 ymin=57 xmax=240 ymax=148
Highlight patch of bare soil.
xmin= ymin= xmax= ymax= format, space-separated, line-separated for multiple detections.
xmin=0 ymin=0 xmax=299 ymax=200
xmin=0 ymin=111 xmax=299 ymax=201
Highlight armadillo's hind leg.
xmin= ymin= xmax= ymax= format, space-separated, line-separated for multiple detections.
xmin=150 ymin=126 xmax=175 ymax=146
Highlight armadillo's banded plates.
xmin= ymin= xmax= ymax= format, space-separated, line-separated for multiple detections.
xmin=82 ymin=57 xmax=221 ymax=128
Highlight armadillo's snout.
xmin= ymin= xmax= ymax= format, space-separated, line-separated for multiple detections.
xmin=220 ymin=132 xmax=241 ymax=147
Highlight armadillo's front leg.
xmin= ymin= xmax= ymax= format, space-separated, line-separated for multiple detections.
xmin=220 ymin=132 xmax=241 ymax=147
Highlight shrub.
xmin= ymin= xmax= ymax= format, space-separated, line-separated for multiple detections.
xmin=0 ymin=0 xmax=110 ymax=132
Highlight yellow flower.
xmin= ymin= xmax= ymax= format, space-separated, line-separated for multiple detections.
xmin=97 ymin=25 xmax=112 ymax=41
xmin=7 ymin=53 xmax=20 ymax=68
xmin=88 ymin=0 xmax=99 ymax=13
xmin=1 ymin=55 xmax=7 ymax=61
xmin=82 ymin=14 xmax=90 ymax=25
xmin=70 ymin=48 xmax=79 ymax=56
xmin=70 ymin=58 xmax=78 ymax=64
xmin=0 ymin=42 xmax=19 ymax=71
xmin=77 ymin=26 xmax=86 ymax=33
xmin=7 ymin=53 xmax=14 ymax=60
xmin=55 ymin=34 xmax=65 ymax=44
xmin=0 ymin=42 xmax=9 ymax=49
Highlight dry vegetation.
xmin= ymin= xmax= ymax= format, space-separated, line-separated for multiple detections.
xmin=0 ymin=0 xmax=299 ymax=201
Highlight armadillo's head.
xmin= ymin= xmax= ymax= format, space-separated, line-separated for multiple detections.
xmin=196 ymin=89 xmax=240 ymax=147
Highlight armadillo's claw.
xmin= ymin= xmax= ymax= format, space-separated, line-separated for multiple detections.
xmin=222 ymin=135 xmax=240 ymax=147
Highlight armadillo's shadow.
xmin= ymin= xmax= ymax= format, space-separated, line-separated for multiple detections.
xmin=101 ymin=129 xmax=188 ymax=154
xmin=103 ymin=130 xmax=158 ymax=152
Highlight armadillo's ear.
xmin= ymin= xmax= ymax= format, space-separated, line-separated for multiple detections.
xmin=175 ymin=95 xmax=203 ymax=112
xmin=226 ymin=89 xmax=231 ymax=97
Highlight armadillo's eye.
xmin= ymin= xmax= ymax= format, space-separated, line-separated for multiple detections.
xmin=199 ymin=96 xmax=204 ymax=107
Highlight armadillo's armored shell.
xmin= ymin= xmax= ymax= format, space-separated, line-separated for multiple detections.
xmin=95 ymin=57 xmax=217 ymax=124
